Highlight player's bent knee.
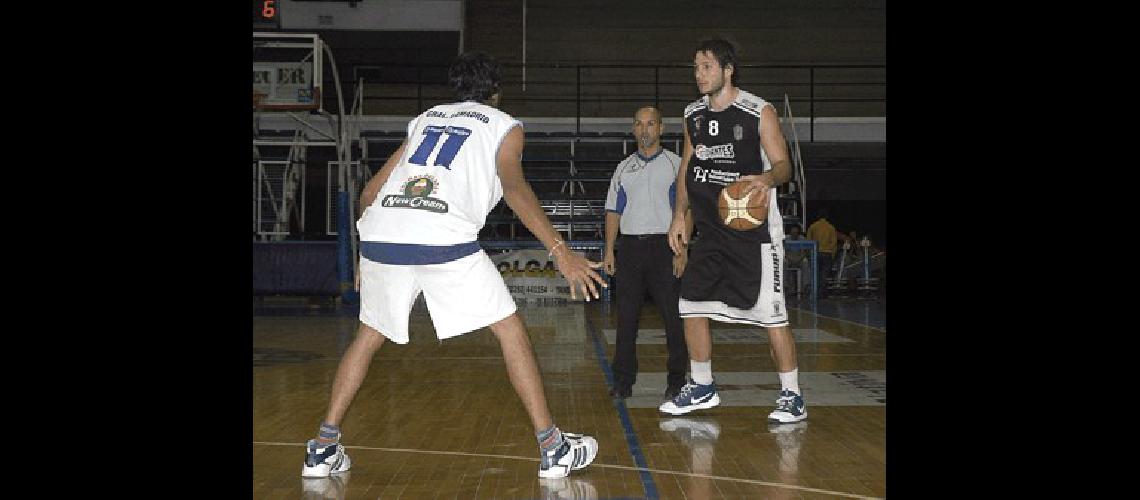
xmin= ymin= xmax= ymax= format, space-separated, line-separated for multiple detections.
xmin=487 ymin=313 xmax=524 ymax=338
xmin=356 ymin=323 xmax=388 ymax=349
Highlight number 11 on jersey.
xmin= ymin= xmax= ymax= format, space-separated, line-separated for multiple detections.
xmin=408 ymin=125 xmax=472 ymax=169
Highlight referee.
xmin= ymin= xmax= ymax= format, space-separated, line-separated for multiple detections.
xmin=604 ymin=106 xmax=690 ymax=400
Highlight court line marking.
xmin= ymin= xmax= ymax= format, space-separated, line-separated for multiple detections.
xmin=270 ymin=354 xmax=886 ymax=365
xmin=253 ymin=441 xmax=881 ymax=499
xmin=585 ymin=316 xmax=660 ymax=499
xmin=790 ymin=307 xmax=886 ymax=332
xmin=277 ymin=356 xmax=560 ymax=362
xmin=631 ymin=353 xmax=885 ymax=357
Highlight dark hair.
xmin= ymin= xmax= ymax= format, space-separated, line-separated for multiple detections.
xmin=448 ymin=51 xmax=502 ymax=102
xmin=817 ymin=208 xmax=829 ymax=220
xmin=694 ymin=37 xmax=739 ymax=86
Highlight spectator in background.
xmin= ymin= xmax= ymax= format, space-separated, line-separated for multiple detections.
xmin=784 ymin=225 xmax=810 ymax=297
xmin=805 ymin=209 xmax=837 ymax=297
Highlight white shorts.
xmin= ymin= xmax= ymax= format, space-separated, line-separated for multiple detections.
xmin=678 ymin=242 xmax=790 ymax=327
xmin=358 ymin=250 xmax=518 ymax=343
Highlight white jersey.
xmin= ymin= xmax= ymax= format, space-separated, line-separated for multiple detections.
xmin=357 ymin=101 xmax=520 ymax=245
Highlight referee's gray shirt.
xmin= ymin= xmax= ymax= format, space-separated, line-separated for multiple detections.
xmin=605 ymin=148 xmax=682 ymax=235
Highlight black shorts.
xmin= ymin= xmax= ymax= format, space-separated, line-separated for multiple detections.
xmin=679 ymin=235 xmax=789 ymax=326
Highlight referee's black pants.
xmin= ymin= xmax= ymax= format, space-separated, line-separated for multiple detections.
xmin=612 ymin=234 xmax=689 ymax=392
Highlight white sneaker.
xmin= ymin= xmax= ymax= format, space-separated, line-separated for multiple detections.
xmin=301 ymin=439 xmax=352 ymax=478
xmin=538 ymin=432 xmax=598 ymax=478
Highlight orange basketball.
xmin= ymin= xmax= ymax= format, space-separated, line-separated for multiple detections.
xmin=718 ymin=180 xmax=769 ymax=230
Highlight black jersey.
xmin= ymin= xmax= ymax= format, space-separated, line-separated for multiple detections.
xmin=683 ymin=89 xmax=783 ymax=245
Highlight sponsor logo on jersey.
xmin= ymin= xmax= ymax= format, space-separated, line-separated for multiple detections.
xmin=694 ymin=143 xmax=735 ymax=160
xmin=734 ymin=124 xmax=743 ymax=141
xmin=381 ymin=175 xmax=449 ymax=213
xmin=406 ymin=176 xmax=434 ymax=196
xmin=691 ymin=166 xmax=740 ymax=186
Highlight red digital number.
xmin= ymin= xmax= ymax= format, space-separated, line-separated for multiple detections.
xmin=262 ymin=1 xmax=276 ymax=18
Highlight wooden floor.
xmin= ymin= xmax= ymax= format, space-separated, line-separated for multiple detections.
xmin=253 ymin=298 xmax=886 ymax=499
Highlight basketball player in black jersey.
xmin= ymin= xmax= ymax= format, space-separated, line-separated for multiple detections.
xmin=661 ymin=38 xmax=806 ymax=424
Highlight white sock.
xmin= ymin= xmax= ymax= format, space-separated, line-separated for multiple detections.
xmin=690 ymin=360 xmax=713 ymax=385
xmin=778 ymin=368 xmax=800 ymax=395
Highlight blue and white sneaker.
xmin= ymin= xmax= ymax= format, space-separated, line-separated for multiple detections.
xmin=767 ymin=390 xmax=807 ymax=423
xmin=538 ymin=432 xmax=598 ymax=478
xmin=301 ymin=439 xmax=352 ymax=478
xmin=658 ymin=379 xmax=720 ymax=415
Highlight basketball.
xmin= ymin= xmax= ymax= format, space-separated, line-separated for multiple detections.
xmin=718 ymin=180 xmax=769 ymax=230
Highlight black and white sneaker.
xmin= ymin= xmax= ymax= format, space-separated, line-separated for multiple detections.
xmin=538 ymin=432 xmax=598 ymax=478
xmin=301 ymin=439 xmax=352 ymax=478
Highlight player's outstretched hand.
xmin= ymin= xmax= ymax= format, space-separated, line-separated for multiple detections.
xmin=552 ymin=247 xmax=607 ymax=302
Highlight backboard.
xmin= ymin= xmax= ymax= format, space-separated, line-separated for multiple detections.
xmin=253 ymin=32 xmax=323 ymax=111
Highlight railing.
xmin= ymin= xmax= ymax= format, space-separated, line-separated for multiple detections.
xmin=350 ymin=62 xmax=885 ymax=141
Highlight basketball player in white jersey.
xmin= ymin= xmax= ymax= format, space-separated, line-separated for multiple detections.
xmin=662 ymin=38 xmax=807 ymax=425
xmin=302 ymin=52 xmax=605 ymax=479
